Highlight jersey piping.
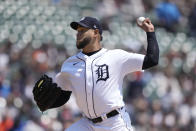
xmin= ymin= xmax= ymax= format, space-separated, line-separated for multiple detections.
xmin=76 ymin=56 xmax=91 ymax=118
xmin=91 ymin=50 xmax=108 ymax=118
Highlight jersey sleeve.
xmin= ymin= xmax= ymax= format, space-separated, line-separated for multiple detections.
xmin=55 ymin=72 xmax=72 ymax=91
xmin=55 ymin=56 xmax=78 ymax=91
xmin=117 ymin=49 xmax=145 ymax=76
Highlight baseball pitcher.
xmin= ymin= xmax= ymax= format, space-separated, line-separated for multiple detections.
xmin=33 ymin=16 xmax=159 ymax=131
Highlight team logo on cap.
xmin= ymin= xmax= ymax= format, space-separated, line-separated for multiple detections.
xmin=93 ymin=25 xmax=97 ymax=28
xmin=80 ymin=17 xmax=85 ymax=21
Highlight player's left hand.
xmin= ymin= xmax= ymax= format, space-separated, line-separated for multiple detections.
xmin=137 ymin=18 xmax=154 ymax=32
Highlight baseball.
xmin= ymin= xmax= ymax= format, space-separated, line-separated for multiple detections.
xmin=137 ymin=17 xmax=145 ymax=26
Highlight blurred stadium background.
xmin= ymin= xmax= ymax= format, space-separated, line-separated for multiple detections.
xmin=0 ymin=0 xmax=195 ymax=130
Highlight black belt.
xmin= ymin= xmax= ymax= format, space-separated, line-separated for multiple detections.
xmin=88 ymin=107 xmax=123 ymax=123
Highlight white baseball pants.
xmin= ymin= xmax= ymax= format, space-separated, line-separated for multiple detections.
xmin=65 ymin=108 xmax=134 ymax=131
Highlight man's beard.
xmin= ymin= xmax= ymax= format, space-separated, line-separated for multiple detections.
xmin=76 ymin=37 xmax=91 ymax=49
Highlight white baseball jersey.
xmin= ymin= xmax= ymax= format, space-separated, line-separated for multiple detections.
xmin=55 ymin=48 xmax=144 ymax=119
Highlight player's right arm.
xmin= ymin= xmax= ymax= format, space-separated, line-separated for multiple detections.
xmin=50 ymin=72 xmax=72 ymax=108
xmin=32 ymin=74 xmax=72 ymax=112
xmin=51 ymin=59 xmax=75 ymax=109
xmin=32 ymin=59 xmax=74 ymax=112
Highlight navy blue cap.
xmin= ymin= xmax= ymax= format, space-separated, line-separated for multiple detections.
xmin=70 ymin=17 xmax=102 ymax=35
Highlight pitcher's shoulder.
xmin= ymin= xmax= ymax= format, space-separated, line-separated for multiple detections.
xmin=63 ymin=54 xmax=79 ymax=64
xmin=106 ymin=49 xmax=131 ymax=56
xmin=60 ymin=55 xmax=80 ymax=70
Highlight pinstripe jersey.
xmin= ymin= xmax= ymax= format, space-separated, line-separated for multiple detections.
xmin=55 ymin=48 xmax=144 ymax=119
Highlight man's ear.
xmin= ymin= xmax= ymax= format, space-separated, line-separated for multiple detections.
xmin=94 ymin=29 xmax=99 ymax=35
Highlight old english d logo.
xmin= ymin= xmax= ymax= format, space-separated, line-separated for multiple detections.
xmin=95 ymin=64 xmax=109 ymax=83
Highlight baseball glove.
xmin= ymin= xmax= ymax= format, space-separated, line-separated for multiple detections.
xmin=33 ymin=74 xmax=61 ymax=112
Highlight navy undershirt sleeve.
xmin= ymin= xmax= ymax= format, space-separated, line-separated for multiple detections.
xmin=142 ymin=32 xmax=159 ymax=69
xmin=50 ymin=90 xmax=72 ymax=108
